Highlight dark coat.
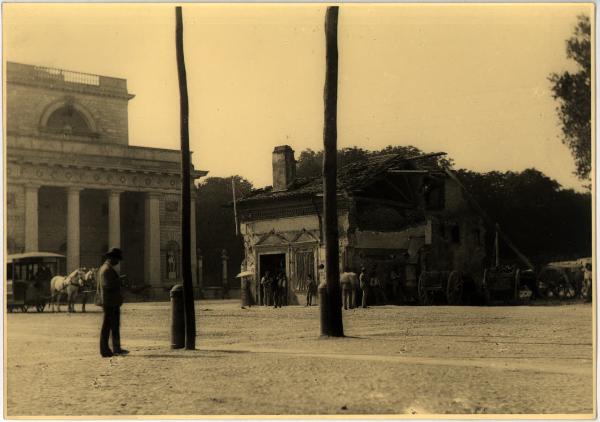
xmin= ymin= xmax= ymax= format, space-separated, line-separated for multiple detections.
xmin=98 ymin=262 xmax=122 ymax=308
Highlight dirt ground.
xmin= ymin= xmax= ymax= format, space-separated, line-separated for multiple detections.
xmin=4 ymin=301 xmax=595 ymax=417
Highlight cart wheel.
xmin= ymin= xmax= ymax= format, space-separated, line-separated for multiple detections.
xmin=446 ymin=271 xmax=464 ymax=305
xmin=21 ymin=305 xmax=28 ymax=313
xmin=36 ymin=303 xmax=45 ymax=313
xmin=417 ymin=273 xmax=433 ymax=306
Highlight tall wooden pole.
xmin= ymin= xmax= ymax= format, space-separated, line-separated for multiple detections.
xmin=232 ymin=177 xmax=239 ymax=236
xmin=321 ymin=6 xmax=344 ymax=337
xmin=175 ymin=6 xmax=196 ymax=350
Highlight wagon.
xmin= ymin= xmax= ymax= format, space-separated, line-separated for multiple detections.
xmin=537 ymin=259 xmax=590 ymax=300
xmin=417 ymin=270 xmax=466 ymax=305
xmin=482 ymin=265 xmax=535 ymax=304
xmin=6 ymin=252 xmax=66 ymax=312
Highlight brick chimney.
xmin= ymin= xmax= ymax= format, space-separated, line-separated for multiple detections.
xmin=272 ymin=145 xmax=296 ymax=191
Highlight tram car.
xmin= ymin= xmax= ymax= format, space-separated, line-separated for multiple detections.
xmin=6 ymin=252 xmax=66 ymax=312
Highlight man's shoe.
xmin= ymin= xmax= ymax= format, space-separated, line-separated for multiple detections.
xmin=114 ymin=349 xmax=129 ymax=356
xmin=101 ymin=351 xmax=113 ymax=358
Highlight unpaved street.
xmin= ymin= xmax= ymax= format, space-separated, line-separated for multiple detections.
xmin=5 ymin=301 xmax=594 ymax=416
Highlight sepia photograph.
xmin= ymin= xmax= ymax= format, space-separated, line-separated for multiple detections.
xmin=2 ymin=2 xmax=595 ymax=418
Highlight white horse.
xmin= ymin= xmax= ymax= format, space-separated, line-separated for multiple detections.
xmin=79 ymin=268 xmax=97 ymax=313
xmin=50 ymin=268 xmax=86 ymax=313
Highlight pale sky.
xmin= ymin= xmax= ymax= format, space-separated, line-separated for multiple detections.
xmin=3 ymin=3 xmax=593 ymax=191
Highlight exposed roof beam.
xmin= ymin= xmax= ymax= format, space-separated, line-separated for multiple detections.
xmin=405 ymin=152 xmax=447 ymax=161
xmin=387 ymin=169 xmax=429 ymax=174
xmin=382 ymin=176 xmax=412 ymax=203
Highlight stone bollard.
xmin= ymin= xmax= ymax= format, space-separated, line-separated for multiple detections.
xmin=170 ymin=284 xmax=185 ymax=349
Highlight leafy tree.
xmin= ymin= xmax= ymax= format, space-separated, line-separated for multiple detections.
xmin=456 ymin=168 xmax=592 ymax=265
xmin=295 ymin=145 xmax=454 ymax=179
xmin=549 ymin=14 xmax=591 ymax=182
xmin=196 ymin=176 xmax=253 ymax=288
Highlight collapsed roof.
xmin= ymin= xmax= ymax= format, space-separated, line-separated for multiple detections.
xmin=238 ymin=152 xmax=447 ymax=204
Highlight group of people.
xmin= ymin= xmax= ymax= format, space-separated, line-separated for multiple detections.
xmin=303 ymin=265 xmax=410 ymax=309
xmin=339 ymin=267 xmax=390 ymax=309
xmin=259 ymin=271 xmax=288 ymax=308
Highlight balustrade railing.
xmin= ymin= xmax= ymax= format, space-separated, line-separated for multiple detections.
xmin=33 ymin=65 xmax=100 ymax=86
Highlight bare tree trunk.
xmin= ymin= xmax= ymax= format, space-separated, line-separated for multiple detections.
xmin=175 ymin=6 xmax=196 ymax=350
xmin=321 ymin=6 xmax=344 ymax=337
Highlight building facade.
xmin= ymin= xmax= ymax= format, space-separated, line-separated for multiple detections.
xmin=6 ymin=62 xmax=207 ymax=298
xmin=236 ymin=145 xmax=487 ymax=305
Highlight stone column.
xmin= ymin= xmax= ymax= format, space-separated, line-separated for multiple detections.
xmin=144 ymin=192 xmax=161 ymax=287
xmin=24 ymin=184 xmax=40 ymax=252
xmin=67 ymin=187 xmax=83 ymax=272
xmin=108 ymin=190 xmax=123 ymax=248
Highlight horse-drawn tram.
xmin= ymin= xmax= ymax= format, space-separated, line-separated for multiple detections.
xmin=6 ymin=252 xmax=66 ymax=312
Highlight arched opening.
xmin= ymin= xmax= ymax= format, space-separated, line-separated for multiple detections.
xmin=45 ymin=105 xmax=92 ymax=136
xmin=39 ymin=99 xmax=98 ymax=138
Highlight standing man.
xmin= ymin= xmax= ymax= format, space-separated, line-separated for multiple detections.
xmin=261 ymin=271 xmax=271 ymax=306
xmin=582 ymin=263 xmax=592 ymax=302
xmin=306 ymin=274 xmax=317 ymax=306
xmin=279 ymin=272 xmax=288 ymax=307
xmin=339 ymin=268 xmax=357 ymax=310
xmin=359 ymin=267 xmax=369 ymax=308
xmin=98 ymin=248 xmax=128 ymax=358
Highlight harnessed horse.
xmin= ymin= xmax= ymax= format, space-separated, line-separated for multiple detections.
xmin=79 ymin=268 xmax=97 ymax=313
xmin=50 ymin=268 xmax=87 ymax=313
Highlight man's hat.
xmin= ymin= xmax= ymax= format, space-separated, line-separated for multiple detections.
xmin=104 ymin=247 xmax=123 ymax=260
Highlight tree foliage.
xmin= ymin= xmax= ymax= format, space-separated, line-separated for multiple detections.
xmin=196 ymin=176 xmax=253 ymax=287
xmin=549 ymin=14 xmax=591 ymax=182
xmin=296 ymin=145 xmax=454 ymax=179
xmin=456 ymin=168 xmax=591 ymax=265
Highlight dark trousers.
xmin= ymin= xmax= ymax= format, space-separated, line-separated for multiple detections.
xmin=100 ymin=306 xmax=121 ymax=354
xmin=272 ymin=287 xmax=281 ymax=307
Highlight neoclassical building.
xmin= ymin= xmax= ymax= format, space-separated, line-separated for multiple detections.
xmin=6 ymin=62 xmax=207 ymax=297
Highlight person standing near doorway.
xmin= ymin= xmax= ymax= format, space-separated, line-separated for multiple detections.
xmin=306 ymin=274 xmax=317 ymax=306
xmin=275 ymin=272 xmax=287 ymax=308
xmin=261 ymin=271 xmax=272 ymax=306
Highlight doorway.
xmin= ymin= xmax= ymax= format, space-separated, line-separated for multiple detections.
xmin=259 ymin=253 xmax=286 ymax=305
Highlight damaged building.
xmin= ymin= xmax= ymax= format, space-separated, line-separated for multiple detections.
xmin=236 ymin=145 xmax=487 ymax=305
